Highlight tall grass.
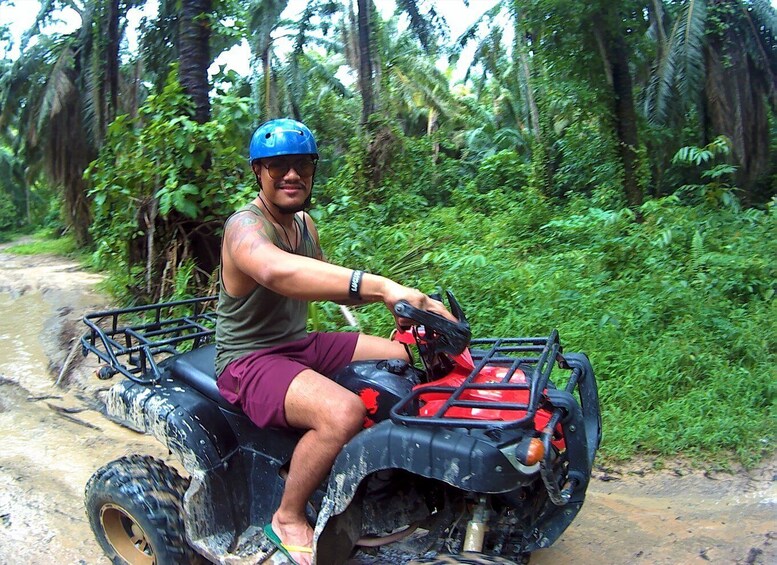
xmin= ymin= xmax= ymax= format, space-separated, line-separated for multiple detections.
xmin=4 ymin=231 xmax=82 ymax=257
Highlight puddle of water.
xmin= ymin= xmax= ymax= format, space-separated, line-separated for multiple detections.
xmin=0 ymin=287 xmax=173 ymax=563
xmin=0 ymin=292 xmax=54 ymax=396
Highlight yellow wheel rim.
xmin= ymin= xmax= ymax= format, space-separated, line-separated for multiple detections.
xmin=100 ymin=503 xmax=155 ymax=565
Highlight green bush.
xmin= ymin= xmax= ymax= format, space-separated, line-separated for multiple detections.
xmin=85 ymin=70 xmax=253 ymax=299
xmin=0 ymin=192 xmax=17 ymax=233
xmin=316 ymin=182 xmax=775 ymax=466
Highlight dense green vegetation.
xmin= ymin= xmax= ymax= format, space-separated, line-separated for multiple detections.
xmin=314 ymin=136 xmax=776 ymax=466
xmin=1 ymin=0 xmax=775 ymax=466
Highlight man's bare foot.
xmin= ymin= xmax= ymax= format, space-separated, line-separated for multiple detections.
xmin=271 ymin=514 xmax=314 ymax=565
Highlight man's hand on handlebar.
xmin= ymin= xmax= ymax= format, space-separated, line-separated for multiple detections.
xmin=381 ymin=281 xmax=456 ymax=330
xmin=389 ymin=288 xmax=472 ymax=356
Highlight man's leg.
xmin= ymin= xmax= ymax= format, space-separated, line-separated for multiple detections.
xmin=271 ymin=369 xmax=366 ymax=565
xmin=352 ymin=333 xmax=409 ymax=362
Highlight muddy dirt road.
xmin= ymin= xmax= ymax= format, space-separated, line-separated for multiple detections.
xmin=0 ymin=241 xmax=774 ymax=565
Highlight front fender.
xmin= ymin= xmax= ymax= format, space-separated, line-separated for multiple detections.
xmin=313 ymin=420 xmax=525 ymax=563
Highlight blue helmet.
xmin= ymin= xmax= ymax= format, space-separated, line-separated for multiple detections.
xmin=249 ymin=118 xmax=318 ymax=162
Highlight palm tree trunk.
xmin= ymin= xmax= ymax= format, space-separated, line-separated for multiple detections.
xmin=427 ymin=107 xmax=439 ymax=163
xmin=648 ymin=0 xmax=667 ymax=61
xmin=357 ymin=0 xmax=375 ymax=125
xmin=519 ymin=51 xmax=541 ymax=142
xmin=594 ymin=19 xmax=643 ymax=209
xmin=263 ymin=49 xmax=273 ymax=117
xmin=704 ymin=3 xmax=774 ymax=202
xmin=610 ymin=34 xmax=642 ymax=209
xmin=514 ymin=10 xmax=541 ymax=143
xmin=106 ymin=0 xmax=120 ymax=123
xmin=176 ymin=0 xmax=219 ymax=294
xmin=179 ymin=0 xmax=212 ymax=124
xmin=50 ymin=93 xmax=94 ymax=246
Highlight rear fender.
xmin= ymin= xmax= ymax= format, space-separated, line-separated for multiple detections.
xmin=103 ymin=378 xmax=247 ymax=560
xmin=103 ymin=377 xmax=238 ymax=472
xmin=564 ymin=352 xmax=602 ymax=463
xmin=105 ymin=377 xmax=307 ymax=562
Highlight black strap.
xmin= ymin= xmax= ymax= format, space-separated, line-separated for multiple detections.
xmin=349 ymin=270 xmax=364 ymax=300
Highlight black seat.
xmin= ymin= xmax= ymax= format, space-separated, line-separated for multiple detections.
xmin=166 ymin=344 xmax=242 ymax=412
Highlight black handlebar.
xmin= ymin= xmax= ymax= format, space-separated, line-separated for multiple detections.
xmin=393 ymin=291 xmax=471 ymax=355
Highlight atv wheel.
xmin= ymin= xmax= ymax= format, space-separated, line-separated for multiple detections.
xmin=407 ymin=552 xmax=528 ymax=564
xmin=85 ymin=455 xmax=198 ymax=565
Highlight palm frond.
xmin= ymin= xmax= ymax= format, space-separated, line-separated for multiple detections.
xmin=747 ymin=0 xmax=777 ymax=41
xmin=138 ymin=0 xmax=179 ymax=88
xmin=643 ymin=14 xmax=679 ymax=123
xmin=740 ymin=0 xmax=777 ymax=96
xmin=33 ymin=45 xmax=77 ymax=145
xmin=19 ymin=0 xmax=59 ymax=52
xmin=375 ymin=21 xmax=463 ymax=126
xmin=247 ymin=0 xmax=288 ymax=53
xmin=645 ymin=0 xmax=668 ymax=47
xmin=394 ymin=0 xmax=448 ymax=54
xmin=0 ymin=47 xmax=44 ymax=130
xmin=453 ymin=0 xmax=503 ymax=52
xmin=304 ymin=53 xmax=352 ymax=99
xmin=292 ymin=0 xmax=321 ymax=56
xmin=83 ymin=55 xmax=101 ymax=145
xmin=644 ymin=0 xmax=707 ymax=124
xmin=677 ymin=0 xmax=707 ymax=99
xmin=469 ymin=25 xmax=506 ymax=80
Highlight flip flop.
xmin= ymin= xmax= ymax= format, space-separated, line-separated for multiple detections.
xmin=263 ymin=523 xmax=313 ymax=565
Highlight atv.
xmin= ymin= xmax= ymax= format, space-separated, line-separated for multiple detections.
xmin=80 ymin=291 xmax=601 ymax=564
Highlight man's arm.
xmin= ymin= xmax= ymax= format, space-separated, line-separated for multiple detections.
xmin=302 ymin=214 xmax=364 ymax=307
xmin=223 ymin=211 xmax=454 ymax=320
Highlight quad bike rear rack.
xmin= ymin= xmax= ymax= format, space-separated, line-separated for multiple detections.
xmin=80 ymin=296 xmax=217 ymax=385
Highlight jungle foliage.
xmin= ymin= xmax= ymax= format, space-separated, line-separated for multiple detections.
xmin=0 ymin=0 xmax=775 ymax=466
xmin=314 ymin=135 xmax=776 ymax=466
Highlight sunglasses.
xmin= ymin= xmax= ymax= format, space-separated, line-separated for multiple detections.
xmin=261 ymin=156 xmax=317 ymax=179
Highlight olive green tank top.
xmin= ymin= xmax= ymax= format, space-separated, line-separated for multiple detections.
xmin=214 ymin=204 xmax=321 ymax=376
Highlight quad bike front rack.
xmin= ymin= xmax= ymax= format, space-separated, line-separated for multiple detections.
xmin=80 ymin=296 xmax=217 ymax=385
xmin=390 ymin=330 xmax=600 ymax=507
xmin=390 ymin=330 xmax=566 ymax=431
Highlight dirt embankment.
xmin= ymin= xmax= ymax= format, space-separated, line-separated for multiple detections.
xmin=0 ymin=241 xmax=774 ymax=565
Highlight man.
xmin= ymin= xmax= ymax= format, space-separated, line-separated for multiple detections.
xmin=215 ymin=118 xmax=452 ymax=565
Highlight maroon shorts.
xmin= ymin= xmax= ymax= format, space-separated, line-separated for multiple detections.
xmin=217 ymin=332 xmax=359 ymax=429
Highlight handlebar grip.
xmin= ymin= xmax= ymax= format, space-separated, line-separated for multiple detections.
xmin=393 ymin=300 xmax=415 ymax=318
xmin=393 ymin=300 xmax=471 ymax=355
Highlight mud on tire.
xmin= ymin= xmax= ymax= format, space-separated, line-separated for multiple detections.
xmin=84 ymin=454 xmax=199 ymax=565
